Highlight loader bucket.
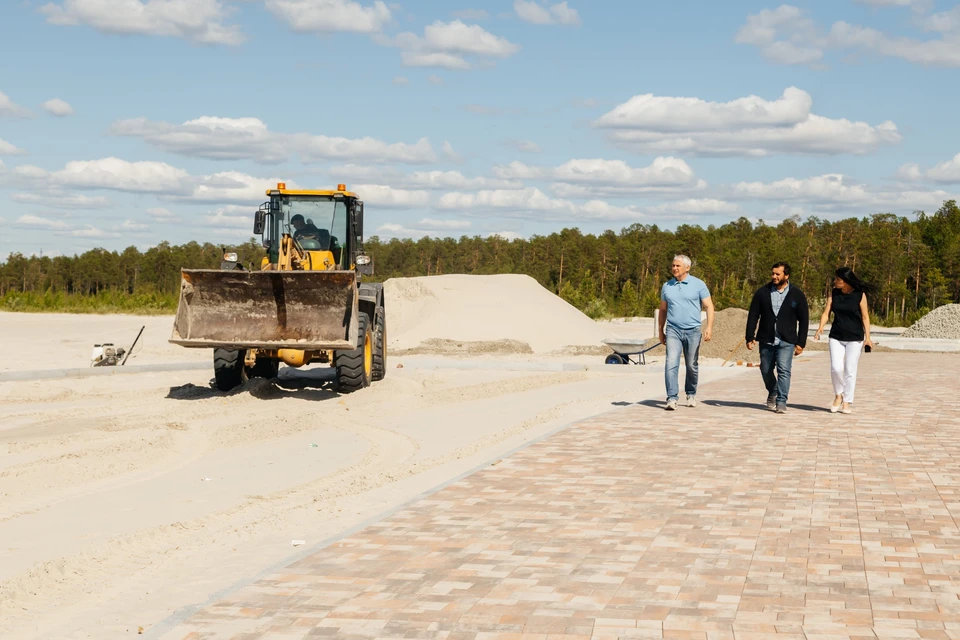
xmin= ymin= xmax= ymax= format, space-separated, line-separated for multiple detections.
xmin=169 ymin=269 xmax=359 ymax=351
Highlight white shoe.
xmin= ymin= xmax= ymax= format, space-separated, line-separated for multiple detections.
xmin=830 ymin=397 xmax=842 ymax=413
xmin=841 ymin=403 xmax=852 ymax=414
xmin=665 ymin=399 xmax=678 ymax=410
xmin=686 ymin=395 xmax=697 ymax=407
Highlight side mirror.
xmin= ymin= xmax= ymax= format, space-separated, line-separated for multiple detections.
xmin=353 ymin=201 xmax=364 ymax=239
xmin=253 ymin=209 xmax=266 ymax=235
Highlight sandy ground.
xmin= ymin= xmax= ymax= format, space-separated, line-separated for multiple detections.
xmin=0 ymin=312 xmax=208 ymax=371
xmin=0 ymin=277 xmax=752 ymax=638
xmin=0 ymin=349 xmax=746 ymax=639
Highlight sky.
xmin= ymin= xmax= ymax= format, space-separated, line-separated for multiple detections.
xmin=2 ymin=0 xmax=960 ymax=258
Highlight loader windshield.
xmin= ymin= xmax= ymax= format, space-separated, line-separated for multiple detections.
xmin=268 ymin=196 xmax=348 ymax=267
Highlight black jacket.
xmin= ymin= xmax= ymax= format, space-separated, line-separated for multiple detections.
xmin=745 ymin=283 xmax=809 ymax=348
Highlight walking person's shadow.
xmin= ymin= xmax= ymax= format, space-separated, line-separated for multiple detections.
xmin=702 ymin=399 xmax=827 ymax=412
xmin=612 ymin=399 xmax=827 ymax=413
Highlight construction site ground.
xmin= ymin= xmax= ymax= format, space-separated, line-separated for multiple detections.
xmin=144 ymin=352 xmax=960 ymax=640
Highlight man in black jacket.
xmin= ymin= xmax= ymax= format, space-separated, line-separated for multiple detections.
xmin=745 ymin=262 xmax=809 ymax=413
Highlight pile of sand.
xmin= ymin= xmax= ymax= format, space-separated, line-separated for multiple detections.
xmin=902 ymin=304 xmax=960 ymax=339
xmin=700 ymin=308 xmax=755 ymax=363
xmin=384 ymin=274 xmax=609 ymax=355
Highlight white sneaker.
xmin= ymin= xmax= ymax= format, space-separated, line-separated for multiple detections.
xmin=665 ymin=399 xmax=678 ymax=410
xmin=686 ymin=395 xmax=697 ymax=407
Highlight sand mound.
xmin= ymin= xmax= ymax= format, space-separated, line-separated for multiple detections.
xmin=902 ymin=304 xmax=960 ymax=339
xmin=700 ymin=308 xmax=756 ymax=363
xmin=384 ymin=274 xmax=608 ymax=354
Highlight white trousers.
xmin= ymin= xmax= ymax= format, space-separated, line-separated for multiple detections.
xmin=829 ymin=338 xmax=864 ymax=403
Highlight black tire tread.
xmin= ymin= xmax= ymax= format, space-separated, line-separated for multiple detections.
xmin=213 ymin=348 xmax=244 ymax=391
xmin=372 ymin=305 xmax=386 ymax=382
xmin=335 ymin=313 xmax=371 ymax=393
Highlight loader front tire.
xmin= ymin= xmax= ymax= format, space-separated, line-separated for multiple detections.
xmin=372 ymin=304 xmax=386 ymax=382
xmin=335 ymin=312 xmax=372 ymax=393
xmin=213 ymin=348 xmax=244 ymax=391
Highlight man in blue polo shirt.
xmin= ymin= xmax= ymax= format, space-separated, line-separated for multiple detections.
xmin=658 ymin=254 xmax=714 ymax=410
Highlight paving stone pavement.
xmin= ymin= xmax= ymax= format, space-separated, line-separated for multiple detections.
xmin=162 ymin=353 xmax=960 ymax=640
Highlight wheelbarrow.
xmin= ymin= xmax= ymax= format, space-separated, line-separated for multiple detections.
xmin=601 ymin=338 xmax=662 ymax=365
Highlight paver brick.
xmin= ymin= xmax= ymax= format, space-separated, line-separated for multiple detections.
xmin=162 ymin=354 xmax=960 ymax=640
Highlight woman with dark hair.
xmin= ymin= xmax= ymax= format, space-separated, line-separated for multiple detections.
xmin=814 ymin=267 xmax=875 ymax=414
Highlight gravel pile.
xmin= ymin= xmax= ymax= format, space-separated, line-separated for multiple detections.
xmin=700 ymin=308 xmax=759 ymax=363
xmin=902 ymin=304 xmax=960 ymax=339
xmin=638 ymin=308 xmax=760 ymax=363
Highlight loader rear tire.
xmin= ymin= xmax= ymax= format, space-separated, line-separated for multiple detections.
xmin=372 ymin=304 xmax=386 ymax=382
xmin=213 ymin=348 xmax=244 ymax=391
xmin=335 ymin=312 xmax=372 ymax=393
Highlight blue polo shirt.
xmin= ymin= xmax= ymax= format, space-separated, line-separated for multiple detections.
xmin=661 ymin=275 xmax=710 ymax=330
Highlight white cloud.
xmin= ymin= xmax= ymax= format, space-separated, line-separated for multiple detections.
xmin=493 ymin=157 xmax=702 ymax=195
xmin=596 ymin=87 xmax=900 ymax=156
xmin=326 ymin=165 xmax=523 ymax=190
xmin=203 ymin=204 xmax=251 ymax=228
xmin=504 ymin=139 xmax=542 ymax=153
xmin=427 ymin=74 xmax=445 ymax=85
xmin=853 ymin=0 xmax=931 ymax=10
xmin=735 ymin=5 xmax=826 ymax=65
xmin=120 ymin=219 xmax=149 ymax=230
xmin=265 ymin=0 xmax=391 ymax=34
xmin=0 ymin=138 xmax=26 ymax=156
xmin=376 ymin=218 xmax=472 ymax=239
xmin=408 ymin=170 xmax=520 ymax=190
xmin=441 ymin=141 xmax=463 ymax=163
xmin=11 ymin=192 xmax=111 ymax=208
xmin=514 ymin=0 xmax=581 ymax=26
xmin=437 ymin=187 xmax=645 ymax=221
xmin=147 ymin=207 xmax=181 ymax=222
xmin=0 ymin=91 xmax=32 ymax=118
xmin=897 ymin=153 xmax=960 ymax=183
xmin=596 ymin=86 xmax=811 ymax=132
xmin=738 ymin=4 xmax=960 ymax=68
xmin=392 ymin=76 xmax=409 ymax=85
xmin=552 ymin=157 xmax=698 ymax=186
xmin=829 ymin=17 xmax=960 ymax=66
xmin=39 ymin=0 xmax=244 ymax=45
xmin=110 ymin=116 xmax=437 ymax=164
xmin=10 ymin=157 xmax=293 ymax=206
xmin=14 ymin=214 xmax=71 ymax=230
xmin=351 ymin=184 xmax=431 ymax=208
xmin=729 ymin=173 xmax=957 ymax=213
xmin=392 ymin=20 xmax=520 ymax=70
xmin=63 ymin=226 xmax=121 ymax=238
xmin=15 ymin=157 xmax=191 ymax=194
xmin=646 ymin=199 xmax=742 ymax=216
xmin=180 ymin=171 xmax=294 ymax=204
xmin=42 ymin=98 xmax=74 ymax=117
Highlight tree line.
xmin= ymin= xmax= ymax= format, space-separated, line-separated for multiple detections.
xmin=2 ymin=200 xmax=959 ymax=325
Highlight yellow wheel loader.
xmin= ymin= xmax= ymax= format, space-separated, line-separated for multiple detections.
xmin=168 ymin=183 xmax=386 ymax=393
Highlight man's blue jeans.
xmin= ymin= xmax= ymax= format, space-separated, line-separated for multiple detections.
xmin=664 ymin=324 xmax=701 ymax=401
xmin=759 ymin=342 xmax=794 ymax=404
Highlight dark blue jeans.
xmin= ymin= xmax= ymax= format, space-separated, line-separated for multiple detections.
xmin=759 ymin=342 xmax=794 ymax=404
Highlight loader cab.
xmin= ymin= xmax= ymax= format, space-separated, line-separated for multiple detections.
xmin=255 ymin=183 xmax=366 ymax=271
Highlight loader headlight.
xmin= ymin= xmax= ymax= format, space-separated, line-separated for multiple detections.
xmin=223 ymin=252 xmax=238 ymax=262
xmin=356 ymin=255 xmax=371 ymax=265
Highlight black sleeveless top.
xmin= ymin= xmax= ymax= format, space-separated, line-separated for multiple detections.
xmin=829 ymin=288 xmax=865 ymax=341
